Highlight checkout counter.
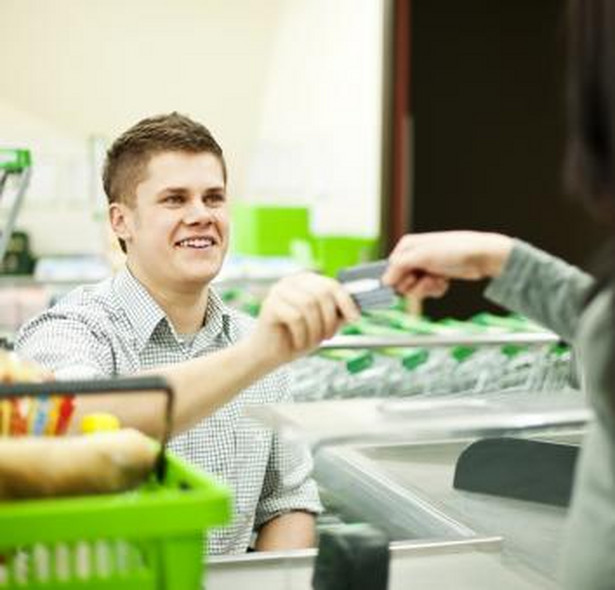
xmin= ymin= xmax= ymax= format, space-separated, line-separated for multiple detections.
xmin=208 ymin=332 xmax=588 ymax=590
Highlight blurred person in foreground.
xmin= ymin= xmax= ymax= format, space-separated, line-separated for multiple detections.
xmin=383 ymin=1 xmax=615 ymax=586
xmin=15 ymin=113 xmax=360 ymax=554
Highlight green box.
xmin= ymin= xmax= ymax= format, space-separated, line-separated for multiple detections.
xmin=310 ymin=235 xmax=379 ymax=277
xmin=0 ymin=453 xmax=231 ymax=589
xmin=232 ymin=203 xmax=310 ymax=257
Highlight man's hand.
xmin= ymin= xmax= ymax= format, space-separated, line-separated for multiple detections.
xmin=382 ymin=231 xmax=513 ymax=299
xmin=246 ymin=272 xmax=360 ymax=371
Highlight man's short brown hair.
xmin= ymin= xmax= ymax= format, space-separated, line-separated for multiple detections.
xmin=103 ymin=112 xmax=227 ymax=207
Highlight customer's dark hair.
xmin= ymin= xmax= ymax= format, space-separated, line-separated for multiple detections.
xmin=103 ymin=113 xmax=227 ymax=252
xmin=566 ymin=0 xmax=615 ymax=224
xmin=567 ymin=0 xmax=615 ymax=407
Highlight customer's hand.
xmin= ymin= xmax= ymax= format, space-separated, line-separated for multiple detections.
xmin=247 ymin=272 xmax=360 ymax=369
xmin=382 ymin=231 xmax=513 ymax=299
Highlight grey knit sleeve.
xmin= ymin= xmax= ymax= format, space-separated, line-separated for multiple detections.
xmin=484 ymin=240 xmax=594 ymax=343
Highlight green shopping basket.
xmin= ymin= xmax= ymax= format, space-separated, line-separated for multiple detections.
xmin=0 ymin=377 xmax=232 ymax=589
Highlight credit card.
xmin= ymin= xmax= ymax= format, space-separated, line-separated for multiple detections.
xmin=338 ymin=260 xmax=396 ymax=311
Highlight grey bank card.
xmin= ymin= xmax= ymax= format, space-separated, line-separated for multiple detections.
xmin=338 ymin=260 xmax=396 ymax=311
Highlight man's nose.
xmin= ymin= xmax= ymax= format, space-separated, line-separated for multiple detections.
xmin=184 ymin=200 xmax=214 ymax=224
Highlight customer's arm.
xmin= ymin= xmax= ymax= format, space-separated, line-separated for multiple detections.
xmin=16 ymin=273 xmax=359 ymax=438
xmin=484 ymin=240 xmax=593 ymax=342
xmin=383 ymin=231 xmax=594 ymax=343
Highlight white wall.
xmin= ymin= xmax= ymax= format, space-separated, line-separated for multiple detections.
xmin=0 ymin=0 xmax=283 ymax=186
xmin=0 ymin=0 xmax=284 ymax=254
xmin=0 ymin=0 xmax=385 ymax=255
xmin=245 ymin=0 xmax=385 ymax=237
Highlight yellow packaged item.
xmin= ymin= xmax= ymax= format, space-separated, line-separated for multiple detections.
xmin=80 ymin=412 xmax=120 ymax=433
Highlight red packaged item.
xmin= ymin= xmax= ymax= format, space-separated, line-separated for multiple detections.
xmin=55 ymin=396 xmax=76 ymax=435
xmin=9 ymin=398 xmax=29 ymax=436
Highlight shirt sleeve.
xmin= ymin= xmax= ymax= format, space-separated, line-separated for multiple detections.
xmin=15 ymin=310 xmax=113 ymax=380
xmin=484 ymin=239 xmax=595 ymax=343
xmin=254 ymin=370 xmax=323 ymax=529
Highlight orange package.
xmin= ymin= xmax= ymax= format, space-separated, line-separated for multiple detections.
xmin=0 ymin=351 xmax=74 ymax=436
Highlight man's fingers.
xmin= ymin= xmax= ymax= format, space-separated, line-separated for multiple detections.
xmin=278 ymin=287 xmax=324 ymax=345
xmin=291 ymin=277 xmax=344 ymax=341
xmin=275 ymin=274 xmax=353 ymax=346
xmin=314 ymin=289 xmax=340 ymax=340
xmin=331 ymin=286 xmax=360 ymax=324
xmin=266 ymin=273 xmax=360 ymax=353
xmin=293 ymin=273 xmax=358 ymax=325
xmin=272 ymin=298 xmax=309 ymax=350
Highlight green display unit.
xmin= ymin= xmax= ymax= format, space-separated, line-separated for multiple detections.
xmin=231 ymin=203 xmax=310 ymax=257
xmin=231 ymin=203 xmax=380 ymax=276
xmin=0 ymin=148 xmax=32 ymax=264
xmin=309 ymin=235 xmax=379 ymax=277
xmin=0 ymin=148 xmax=31 ymax=173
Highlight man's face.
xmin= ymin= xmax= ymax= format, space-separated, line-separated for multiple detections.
xmin=111 ymin=151 xmax=229 ymax=291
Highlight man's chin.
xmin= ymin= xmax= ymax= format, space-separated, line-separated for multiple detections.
xmin=180 ymin=264 xmax=222 ymax=287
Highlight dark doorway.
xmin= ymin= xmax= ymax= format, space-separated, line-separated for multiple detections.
xmin=407 ymin=0 xmax=604 ymax=318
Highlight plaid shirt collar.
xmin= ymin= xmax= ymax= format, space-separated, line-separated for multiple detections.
xmin=113 ymin=266 xmax=233 ymax=352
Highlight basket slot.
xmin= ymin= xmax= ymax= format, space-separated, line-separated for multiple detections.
xmin=0 ymin=539 xmax=151 ymax=587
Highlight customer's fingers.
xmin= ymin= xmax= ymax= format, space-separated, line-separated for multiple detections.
xmin=414 ymin=275 xmax=450 ymax=299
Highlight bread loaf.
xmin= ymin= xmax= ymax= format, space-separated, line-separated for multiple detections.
xmin=0 ymin=429 xmax=159 ymax=499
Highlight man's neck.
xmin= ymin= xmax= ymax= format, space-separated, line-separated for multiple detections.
xmin=127 ymin=263 xmax=210 ymax=335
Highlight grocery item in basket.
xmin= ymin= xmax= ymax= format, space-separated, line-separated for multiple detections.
xmin=0 ymin=351 xmax=75 ymax=436
xmin=0 ymin=428 xmax=159 ymax=499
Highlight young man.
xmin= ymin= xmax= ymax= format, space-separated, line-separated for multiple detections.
xmin=16 ymin=113 xmax=360 ymax=554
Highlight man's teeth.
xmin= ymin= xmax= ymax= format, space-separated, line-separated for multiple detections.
xmin=177 ymin=238 xmax=214 ymax=248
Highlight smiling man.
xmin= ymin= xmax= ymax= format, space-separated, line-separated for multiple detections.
xmin=15 ymin=113 xmax=360 ymax=553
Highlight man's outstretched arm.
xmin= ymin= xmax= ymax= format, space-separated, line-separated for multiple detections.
xmin=17 ymin=273 xmax=359 ymax=437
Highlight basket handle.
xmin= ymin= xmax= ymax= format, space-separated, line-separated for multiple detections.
xmin=0 ymin=375 xmax=175 ymax=482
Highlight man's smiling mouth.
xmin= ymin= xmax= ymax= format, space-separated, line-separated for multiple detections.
xmin=175 ymin=237 xmax=216 ymax=249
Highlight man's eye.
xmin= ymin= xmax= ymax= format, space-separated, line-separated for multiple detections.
xmin=205 ymin=194 xmax=225 ymax=205
xmin=164 ymin=195 xmax=184 ymax=204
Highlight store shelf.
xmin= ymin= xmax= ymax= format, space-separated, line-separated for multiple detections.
xmin=319 ymin=332 xmax=560 ymax=350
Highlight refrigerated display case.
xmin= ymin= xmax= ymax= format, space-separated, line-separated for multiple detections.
xmin=207 ymin=328 xmax=588 ymax=589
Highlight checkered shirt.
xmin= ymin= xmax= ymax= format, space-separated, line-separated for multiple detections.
xmin=15 ymin=267 xmax=323 ymax=554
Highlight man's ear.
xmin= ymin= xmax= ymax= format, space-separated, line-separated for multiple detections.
xmin=109 ymin=202 xmax=132 ymax=245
